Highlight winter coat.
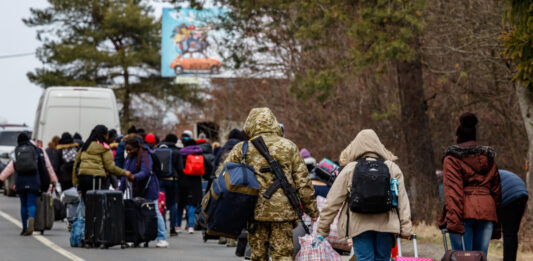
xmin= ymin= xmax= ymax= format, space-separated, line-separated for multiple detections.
xmin=439 ymin=141 xmax=502 ymax=236
xmin=0 ymin=142 xmax=58 ymax=193
xmin=220 ymin=107 xmax=319 ymax=222
xmin=213 ymin=138 xmax=240 ymax=176
xmin=179 ymin=145 xmax=205 ymax=206
xmin=72 ymin=141 xmax=125 ymax=187
xmin=197 ymin=142 xmax=215 ymax=179
xmin=54 ymin=143 xmax=78 ymax=189
xmin=120 ymin=150 xmax=160 ymax=201
xmin=316 ymin=129 xmax=412 ymax=239
xmin=157 ymin=141 xmax=183 ymax=179
xmin=499 ymin=170 xmax=528 ymax=207
xmin=114 ymin=141 xmax=126 ymax=168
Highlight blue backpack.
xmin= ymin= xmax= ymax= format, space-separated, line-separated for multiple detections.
xmin=201 ymin=141 xmax=260 ymax=239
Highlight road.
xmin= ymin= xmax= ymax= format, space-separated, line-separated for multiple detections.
xmin=0 ymin=192 xmax=242 ymax=261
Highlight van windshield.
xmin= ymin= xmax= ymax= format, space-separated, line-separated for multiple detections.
xmin=0 ymin=131 xmax=31 ymax=146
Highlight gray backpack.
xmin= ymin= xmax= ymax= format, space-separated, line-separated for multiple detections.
xmin=14 ymin=144 xmax=38 ymax=175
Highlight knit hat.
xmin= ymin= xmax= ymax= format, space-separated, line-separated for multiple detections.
xmin=456 ymin=112 xmax=478 ymax=143
xmin=182 ymin=130 xmax=193 ymax=139
xmin=300 ymin=148 xmax=311 ymax=159
xmin=145 ymin=133 xmax=156 ymax=145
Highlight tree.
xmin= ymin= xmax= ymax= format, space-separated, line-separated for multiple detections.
xmin=196 ymin=0 xmax=438 ymax=221
xmin=501 ymin=0 xmax=533 ymax=214
xmin=24 ymin=0 xmax=197 ymax=127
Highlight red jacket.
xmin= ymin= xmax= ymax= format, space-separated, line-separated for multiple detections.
xmin=439 ymin=141 xmax=502 ymax=236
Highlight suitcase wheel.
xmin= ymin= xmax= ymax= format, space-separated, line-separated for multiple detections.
xmin=40 ymin=231 xmax=44 ymax=235
xmin=144 ymin=242 xmax=149 ymax=248
xmin=121 ymin=244 xmax=126 ymax=249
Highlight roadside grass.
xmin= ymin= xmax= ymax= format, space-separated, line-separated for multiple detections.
xmin=413 ymin=222 xmax=533 ymax=261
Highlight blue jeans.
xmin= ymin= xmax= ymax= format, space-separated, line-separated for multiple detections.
xmin=450 ymin=219 xmax=493 ymax=254
xmin=352 ymin=231 xmax=395 ymax=261
xmin=153 ymin=200 xmax=167 ymax=241
xmin=19 ymin=192 xmax=38 ymax=230
xmin=177 ymin=205 xmax=196 ymax=228
xmin=159 ymin=180 xmax=178 ymax=229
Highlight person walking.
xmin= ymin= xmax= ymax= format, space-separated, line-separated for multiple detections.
xmin=314 ymin=129 xmax=412 ymax=261
xmin=439 ymin=112 xmax=502 ymax=254
xmin=119 ymin=136 xmax=169 ymax=248
xmin=72 ymin=125 xmax=132 ymax=201
xmin=55 ymin=132 xmax=78 ymax=191
xmin=0 ymin=133 xmax=58 ymax=235
xmin=498 ymin=169 xmax=528 ymax=261
xmin=219 ymin=108 xmax=319 ymax=261
xmin=45 ymin=136 xmax=60 ymax=168
xmin=156 ymin=134 xmax=183 ymax=237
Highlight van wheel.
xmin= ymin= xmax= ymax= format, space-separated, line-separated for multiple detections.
xmin=210 ymin=66 xmax=219 ymax=74
xmin=174 ymin=66 xmax=184 ymax=75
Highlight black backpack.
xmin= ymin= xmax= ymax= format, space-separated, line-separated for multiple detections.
xmin=153 ymin=145 xmax=173 ymax=178
xmin=13 ymin=144 xmax=39 ymax=175
xmin=150 ymin=153 xmax=163 ymax=179
xmin=349 ymin=157 xmax=393 ymax=214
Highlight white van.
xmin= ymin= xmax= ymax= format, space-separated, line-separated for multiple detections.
xmin=33 ymin=87 xmax=121 ymax=144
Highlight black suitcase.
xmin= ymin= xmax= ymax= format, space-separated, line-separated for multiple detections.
xmin=124 ymin=198 xmax=158 ymax=247
xmin=85 ymin=190 xmax=125 ymax=248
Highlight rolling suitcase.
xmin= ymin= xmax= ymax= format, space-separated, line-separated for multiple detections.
xmin=85 ymin=190 xmax=125 ymax=248
xmin=396 ymin=234 xmax=433 ymax=261
xmin=441 ymin=229 xmax=487 ymax=261
xmin=124 ymin=198 xmax=158 ymax=247
xmin=35 ymin=192 xmax=54 ymax=234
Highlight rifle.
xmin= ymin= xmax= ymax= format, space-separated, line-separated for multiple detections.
xmin=251 ymin=136 xmax=310 ymax=234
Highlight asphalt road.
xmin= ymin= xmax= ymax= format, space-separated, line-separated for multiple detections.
xmin=0 ymin=191 xmax=242 ymax=261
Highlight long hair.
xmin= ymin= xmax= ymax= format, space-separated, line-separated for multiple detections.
xmin=81 ymin=125 xmax=108 ymax=152
xmin=124 ymin=136 xmax=145 ymax=173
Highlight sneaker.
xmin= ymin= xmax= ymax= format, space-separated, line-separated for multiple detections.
xmin=156 ymin=240 xmax=169 ymax=248
xmin=170 ymin=228 xmax=178 ymax=237
xmin=188 ymin=227 xmax=194 ymax=234
xmin=24 ymin=218 xmax=34 ymax=236
xmin=175 ymin=226 xmax=183 ymax=233
xmin=226 ymin=239 xmax=237 ymax=247
xmin=218 ymin=237 xmax=227 ymax=245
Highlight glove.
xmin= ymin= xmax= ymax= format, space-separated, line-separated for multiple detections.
xmin=311 ymin=235 xmax=325 ymax=249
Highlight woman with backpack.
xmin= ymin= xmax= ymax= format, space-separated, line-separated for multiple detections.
xmin=119 ymin=136 xmax=169 ymax=248
xmin=314 ymin=129 xmax=412 ymax=260
xmin=72 ymin=125 xmax=133 ymax=201
xmin=439 ymin=113 xmax=502 ymax=254
xmin=0 ymin=133 xmax=58 ymax=235
xmin=55 ymin=132 xmax=78 ymax=191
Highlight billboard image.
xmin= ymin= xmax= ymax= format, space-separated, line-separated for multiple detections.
xmin=161 ymin=8 xmax=224 ymax=77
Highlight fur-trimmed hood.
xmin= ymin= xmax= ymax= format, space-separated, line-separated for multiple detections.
xmin=443 ymin=141 xmax=496 ymax=175
xmin=56 ymin=143 xmax=78 ymax=150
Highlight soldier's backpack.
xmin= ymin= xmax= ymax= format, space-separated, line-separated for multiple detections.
xmin=14 ymin=144 xmax=39 ymax=175
xmin=201 ymin=141 xmax=260 ymax=239
xmin=184 ymin=154 xmax=205 ymax=176
xmin=348 ymin=157 xmax=393 ymax=214
xmin=154 ymin=145 xmax=173 ymax=178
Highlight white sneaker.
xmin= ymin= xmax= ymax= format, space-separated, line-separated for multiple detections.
xmin=156 ymin=240 xmax=169 ymax=248
xmin=175 ymin=226 xmax=183 ymax=233
xmin=188 ymin=227 xmax=194 ymax=234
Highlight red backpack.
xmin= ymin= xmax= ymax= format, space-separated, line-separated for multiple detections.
xmin=184 ymin=154 xmax=205 ymax=176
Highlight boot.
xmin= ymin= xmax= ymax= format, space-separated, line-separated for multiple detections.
xmin=20 ymin=228 xmax=26 ymax=236
xmin=24 ymin=218 xmax=34 ymax=236
xmin=218 ymin=237 xmax=227 ymax=245
xmin=226 ymin=239 xmax=237 ymax=247
xmin=170 ymin=228 xmax=178 ymax=237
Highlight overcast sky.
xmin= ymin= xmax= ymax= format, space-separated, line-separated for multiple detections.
xmin=0 ymin=1 xmax=177 ymax=127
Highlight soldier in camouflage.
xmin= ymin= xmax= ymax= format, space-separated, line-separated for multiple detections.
xmin=220 ymin=108 xmax=319 ymax=261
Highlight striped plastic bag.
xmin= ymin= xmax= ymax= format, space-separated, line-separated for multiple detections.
xmin=295 ymin=234 xmax=342 ymax=261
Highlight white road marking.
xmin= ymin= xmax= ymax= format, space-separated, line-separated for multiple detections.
xmin=0 ymin=210 xmax=85 ymax=261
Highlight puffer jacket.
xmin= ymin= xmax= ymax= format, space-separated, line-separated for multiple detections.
xmin=220 ymin=107 xmax=319 ymax=222
xmin=72 ymin=141 xmax=125 ymax=187
xmin=317 ymin=129 xmax=412 ymax=239
xmin=439 ymin=141 xmax=502 ymax=236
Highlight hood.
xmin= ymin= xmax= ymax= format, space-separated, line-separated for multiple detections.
xmin=159 ymin=141 xmax=178 ymax=149
xmin=198 ymin=142 xmax=213 ymax=154
xmin=56 ymin=143 xmax=78 ymax=150
xmin=443 ymin=141 xmax=495 ymax=174
xmin=86 ymin=141 xmax=110 ymax=154
xmin=339 ymin=129 xmax=398 ymax=166
xmin=243 ymin=108 xmax=282 ymax=138
xmin=180 ymin=145 xmax=203 ymax=156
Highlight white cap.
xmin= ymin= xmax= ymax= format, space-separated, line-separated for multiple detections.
xmin=182 ymin=130 xmax=193 ymax=138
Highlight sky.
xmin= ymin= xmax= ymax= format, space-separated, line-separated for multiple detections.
xmin=0 ymin=0 xmax=49 ymax=127
xmin=0 ymin=1 xmax=176 ymax=128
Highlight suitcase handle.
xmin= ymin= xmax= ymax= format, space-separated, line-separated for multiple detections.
xmin=442 ymin=229 xmax=466 ymax=251
xmin=396 ymin=234 xmax=417 ymax=258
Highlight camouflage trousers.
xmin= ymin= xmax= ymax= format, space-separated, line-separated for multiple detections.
xmin=248 ymin=221 xmax=294 ymax=261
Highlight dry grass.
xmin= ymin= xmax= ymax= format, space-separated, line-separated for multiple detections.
xmin=413 ymin=222 xmax=533 ymax=261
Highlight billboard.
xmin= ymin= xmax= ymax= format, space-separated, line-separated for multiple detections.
xmin=161 ymin=8 xmax=225 ymax=78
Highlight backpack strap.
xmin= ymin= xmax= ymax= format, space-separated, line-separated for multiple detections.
xmin=241 ymin=141 xmax=248 ymax=164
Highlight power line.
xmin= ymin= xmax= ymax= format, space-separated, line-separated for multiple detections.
xmin=0 ymin=52 xmax=35 ymax=59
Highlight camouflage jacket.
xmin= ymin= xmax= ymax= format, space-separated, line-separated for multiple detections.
xmin=219 ymin=108 xmax=319 ymax=222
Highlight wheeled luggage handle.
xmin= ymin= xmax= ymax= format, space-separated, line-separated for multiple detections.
xmin=396 ymin=234 xmax=418 ymax=258
xmin=442 ymin=229 xmax=466 ymax=251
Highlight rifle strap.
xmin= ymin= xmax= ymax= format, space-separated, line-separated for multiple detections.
xmin=263 ymin=180 xmax=281 ymax=199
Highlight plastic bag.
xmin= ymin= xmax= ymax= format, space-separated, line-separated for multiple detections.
xmin=295 ymin=234 xmax=342 ymax=261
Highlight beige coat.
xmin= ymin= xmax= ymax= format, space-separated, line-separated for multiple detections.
xmin=317 ymin=129 xmax=412 ymax=239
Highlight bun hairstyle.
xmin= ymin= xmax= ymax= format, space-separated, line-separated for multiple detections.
xmin=456 ymin=112 xmax=478 ymax=143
